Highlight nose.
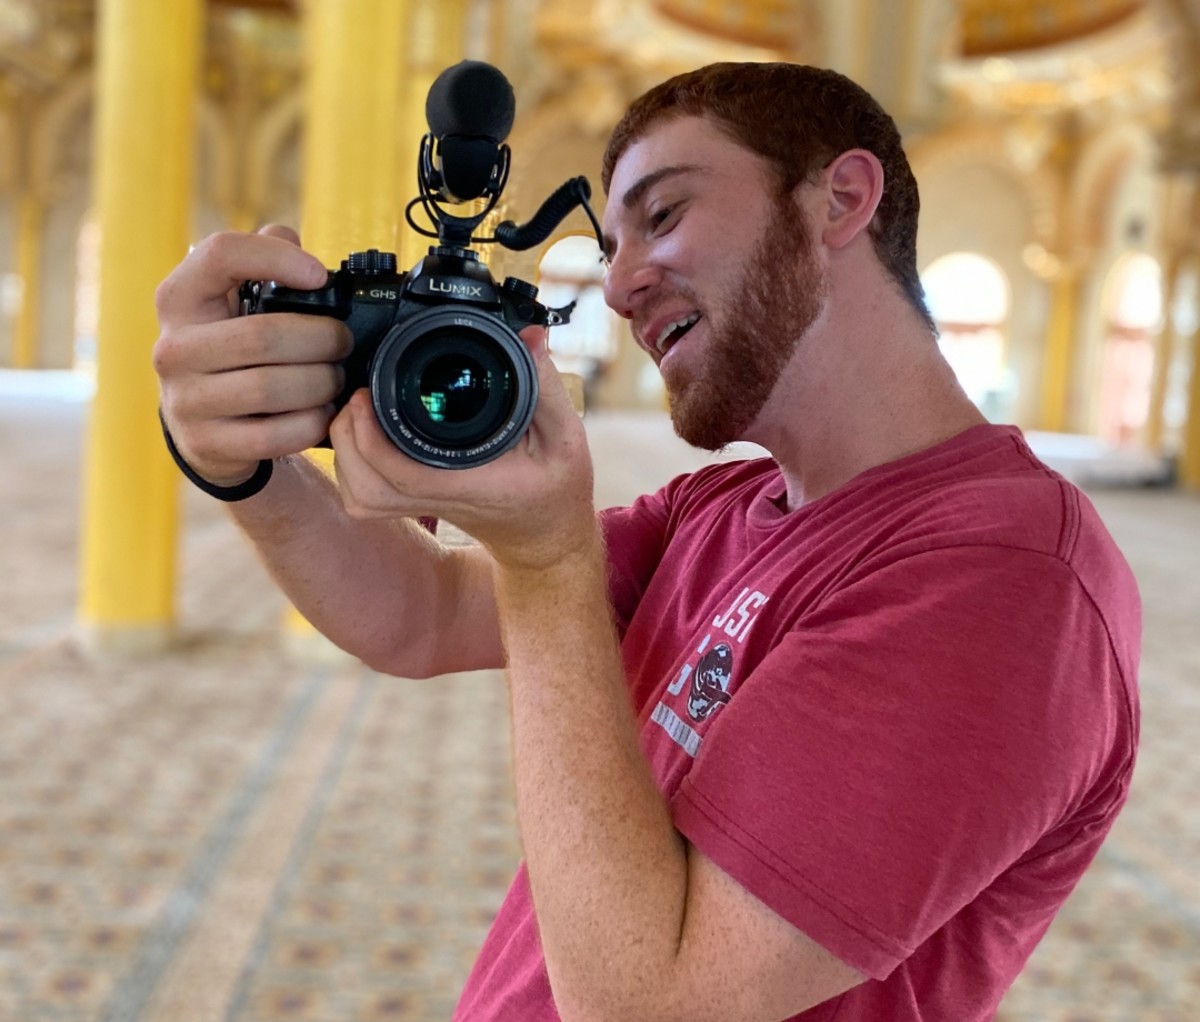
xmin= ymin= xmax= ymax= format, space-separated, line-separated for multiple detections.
xmin=602 ymin=242 xmax=661 ymax=320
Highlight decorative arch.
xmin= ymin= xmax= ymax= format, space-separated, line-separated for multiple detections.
xmin=1067 ymin=120 xmax=1156 ymax=254
xmin=923 ymin=251 xmax=1016 ymax=419
xmin=30 ymin=69 xmax=94 ymax=203
xmin=909 ymin=121 xmax=1062 ymax=251
xmin=243 ymin=89 xmax=304 ymax=227
xmin=534 ymin=232 xmax=613 ymax=408
xmin=196 ymin=96 xmax=237 ymax=225
xmin=1094 ymin=250 xmax=1163 ymax=444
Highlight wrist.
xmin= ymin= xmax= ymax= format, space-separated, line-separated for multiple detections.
xmin=493 ymin=527 xmax=606 ymax=597
xmin=159 ymin=411 xmax=274 ymax=501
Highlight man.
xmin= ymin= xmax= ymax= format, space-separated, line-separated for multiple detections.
xmin=154 ymin=62 xmax=1140 ymax=1022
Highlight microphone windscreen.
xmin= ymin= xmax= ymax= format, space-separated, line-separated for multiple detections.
xmin=439 ymin=137 xmax=502 ymax=203
xmin=425 ymin=61 xmax=515 ymax=142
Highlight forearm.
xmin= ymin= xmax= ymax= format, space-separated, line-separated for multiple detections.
xmin=494 ymin=531 xmax=688 ymax=1022
xmin=230 ymin=452 xmax=503 ymax=676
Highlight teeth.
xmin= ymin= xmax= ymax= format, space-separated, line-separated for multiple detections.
xmin=654 ymin=313 xmax=700 ymax=353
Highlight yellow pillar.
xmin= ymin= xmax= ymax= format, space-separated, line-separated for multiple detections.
xmin=1039 ymin=267 xmax=1078 ymax=433
xmin=301 ymin=0 xmax=411 ymax=262
xmin=12 ymin=193 xmax=42 ymax=369
xmin=1180 ymin=328 xmax=1200 ymax=489
xmin=288 ymin=0 xmax=427 ymax=646
xmin=79 ymin=0 xmax=202 ymax=650
xmin=399 ymin=0 xmax=469 ymax=268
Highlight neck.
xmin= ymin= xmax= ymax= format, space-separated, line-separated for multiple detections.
xmin=742 ymin=272 xmax=986 ymax=512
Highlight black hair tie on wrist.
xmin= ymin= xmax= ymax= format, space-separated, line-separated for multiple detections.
xmin=159 ymin=410 xmax=274 ymax=502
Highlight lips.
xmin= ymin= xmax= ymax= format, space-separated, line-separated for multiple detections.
xmin=638 ymin=310 xmax=702 ymax=358
xmin=654 ymin=313 xmax=701 ymax=353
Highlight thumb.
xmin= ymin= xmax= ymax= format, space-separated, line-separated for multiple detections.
xmin=519 ymin=324 xmax=550 ymax=359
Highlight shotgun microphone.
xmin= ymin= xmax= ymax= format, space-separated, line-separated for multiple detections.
xmin=423 ymin=61 xmax=516 ymax=203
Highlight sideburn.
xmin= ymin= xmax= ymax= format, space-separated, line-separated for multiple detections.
xmin=667 ymin=194 xmax=827 ymax=451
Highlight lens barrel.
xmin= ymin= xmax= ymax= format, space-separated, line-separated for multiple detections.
xmin=368 ymin=307 xmax=538 ymax=468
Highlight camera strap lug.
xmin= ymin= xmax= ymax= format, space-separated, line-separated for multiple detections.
xmin=546 ymin=300 xmax=577 ymax=327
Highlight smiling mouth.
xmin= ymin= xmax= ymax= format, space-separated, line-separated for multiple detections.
xmin=654 ymin=313 xmax=701 ymax=355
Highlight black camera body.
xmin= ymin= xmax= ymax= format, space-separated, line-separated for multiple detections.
xmin=238 ymin=60 xmax=602 ymax=469
xmin=240 ymin=246 xmax=551 ymax=469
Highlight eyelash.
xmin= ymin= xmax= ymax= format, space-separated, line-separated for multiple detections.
xmin=649 ymin=204 xmax=677 ymax=231
xmin=600 ymin=201 xmax=683 ymax=269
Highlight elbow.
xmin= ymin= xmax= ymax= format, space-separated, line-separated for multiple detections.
xmin=354 ymin=627 xmax=494 ymax=680
xmin=355 ymin=636 xmax=444 ymax=680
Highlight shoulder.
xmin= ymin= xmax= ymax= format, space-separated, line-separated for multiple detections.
xmin=863 ymin=425 xmax=1110 ymax=564
xmin=603 ymin=457 xmax=778 ymax=535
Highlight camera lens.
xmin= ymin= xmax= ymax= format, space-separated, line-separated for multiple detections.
xmin=369 ymin=308 xmax=538 ymax=469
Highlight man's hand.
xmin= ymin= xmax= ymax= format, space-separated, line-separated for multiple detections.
xmin=330 ymin=325 xmax=598 ymax=572
xmin=153 ymin=226 xmax=351 ymax=486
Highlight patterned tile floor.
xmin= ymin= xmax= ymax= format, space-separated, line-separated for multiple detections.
xmin=1 ymin=387 xmax=1197 ymax=1021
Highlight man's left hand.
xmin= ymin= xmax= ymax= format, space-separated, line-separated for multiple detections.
xmin=328 ymin=326 xmax=598 ymax=572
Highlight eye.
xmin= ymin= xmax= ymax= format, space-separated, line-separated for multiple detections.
xmin=648 ymin=202 xmax=680 ymax=233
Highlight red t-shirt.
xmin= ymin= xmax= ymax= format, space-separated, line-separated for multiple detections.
xmin=453 ymin=424 xmax=1140 ymax=1021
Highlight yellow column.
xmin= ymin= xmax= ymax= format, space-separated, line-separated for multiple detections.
xmin=79 ymin=0 xmax=202 ymax=650
xmin=1180 ymin=328 xmax=1200 ymax=489
xmin=1039 ymin=267 xmax=1078 ymax=433
xmin=12 ymin=194 xmax=42 ymax=369
xmin=399 ymin=0 xmax=469 ymax=268
xmin=301 ymin=0 xmax=411 ymax=262
xmin=288 ymin=0 xmax=424 ymax=647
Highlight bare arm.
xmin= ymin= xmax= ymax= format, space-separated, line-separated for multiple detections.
xmin=330 ymin=338 xmax=866 ymax=1021
xmin=495 ymin=540 xmax=863 ymax=1022
xmin=227 ymin=452 xmax=503 ymax=676
xmin=153 ymin=227 xmax=504 ymax=676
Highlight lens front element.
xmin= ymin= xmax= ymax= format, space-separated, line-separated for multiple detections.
xmin=369 ymin=308 xmax=538 ymax=468
xmin=419 ymin=353 xmax=492 ymax=425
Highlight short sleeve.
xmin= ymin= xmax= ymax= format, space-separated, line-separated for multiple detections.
xmin=599 ymin=489 xmax=673 ymax=634
xmin=670 ymin=545 xmax=1134 ymax=979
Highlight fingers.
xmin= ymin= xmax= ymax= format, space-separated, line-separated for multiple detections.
xmin=522 ymin=326 xmax=586 ymax=439
xmin=520 ymin=323 xmax=550 ymax=358
xmin=180 ymin=406 xmax=338 ymax=471
xmin=164 ymin=360 xmax=345 ymax=422
xmin=332 ymin=390 xmax=489 ymax=514
xmin=155 ymin=230 xmax=328 ymax=330
xmin=258 ymin=223 xmax=301 ymax=246
xmin=153 ymin=309 xmax=352 ymax=378
xmin=153 ymin=226 xmax=347 ymax=484
xmin=331 ymin=391 xmax=429 ymax=520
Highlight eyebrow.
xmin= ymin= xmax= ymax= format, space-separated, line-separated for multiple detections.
xmin=602 ymin=163 xmax=707 ymax=260
xmin=621 ymin=163 xmax=704 ymax=210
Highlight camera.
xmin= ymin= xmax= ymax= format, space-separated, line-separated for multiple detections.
xmin=241 ymin=246 xmax=555 ymax=469
xmin=238 ymin=61 xmax=602 ymax=469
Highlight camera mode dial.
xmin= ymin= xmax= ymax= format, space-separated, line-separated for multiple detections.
xmin=346 ymin=249 xmax=398 ymax=274
xmin=501 ymin=277 xmax=539 ymax=300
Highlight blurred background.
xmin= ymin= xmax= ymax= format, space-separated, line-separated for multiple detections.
xmin=0 ymin=1 xmax=1197 ymax=1020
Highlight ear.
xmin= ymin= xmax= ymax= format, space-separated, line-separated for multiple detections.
xmin=813 ymin=149 xmax=884 ymax=251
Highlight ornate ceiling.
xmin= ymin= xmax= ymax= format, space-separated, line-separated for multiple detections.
xmin=959 ymin=0 xmax=1145 ymax=56
xmin=651 ymin=0 xmax=805 ymax=50
xmin=559 ymin=0 xmax=1155 ymax=58
xmin=0 ymin=0 xmax=1194 ymax=154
